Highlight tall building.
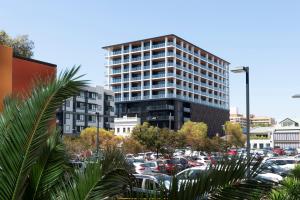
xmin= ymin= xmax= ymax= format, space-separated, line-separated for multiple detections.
xmin=58 ymin=85 xmax=115 ymax=134
xmin=0 ymin=45 xmax=56 ymax=111
xmin=103 ymin=34 xmax=230 ymax=136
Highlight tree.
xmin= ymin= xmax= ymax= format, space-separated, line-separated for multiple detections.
xmin=224 ymin=121 xmax=246 ymax=148
xmin=122 ymin=137 xmax=145 ymax=154
xmin=0 ymin=30 xmax=34 ymax=58
xmin=179 ymin=120 xmax=208 ymax=151
xmin=207 ymin=135 xmax=227 ymax=152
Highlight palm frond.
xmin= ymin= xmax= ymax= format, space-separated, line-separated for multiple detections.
xmin=0 ymin=66 xmax=87 ymax=199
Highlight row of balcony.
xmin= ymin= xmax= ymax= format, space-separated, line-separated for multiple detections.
xmin=114 ymin=94 xmax=228 ymax=109
xmin=110 ymin=42 xmax=225 ymax=68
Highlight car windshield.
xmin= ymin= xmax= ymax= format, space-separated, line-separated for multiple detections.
xmin=155 ymin=175 xmax=172 ymax=190
xmin=145 ymin=162 xmax=156 ymax=167
xmin=133 ymin=159 xmax=144 ymax=163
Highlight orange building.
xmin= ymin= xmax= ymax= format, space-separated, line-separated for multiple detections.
xmin=0 ymin=45 xmax=56 ymax=111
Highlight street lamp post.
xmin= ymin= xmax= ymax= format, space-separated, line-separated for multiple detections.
xmin=231 ymin=66 xmax=250 ymax=176
xmin=95 ymin=112 xmax=100 ymax=157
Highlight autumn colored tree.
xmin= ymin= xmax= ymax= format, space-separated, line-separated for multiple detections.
xmin=122 ymin=137 xmax=145 ymax=154
xmin=179 ymin=120 xmax=208 ymax=151
xmin=224 ymin=121 xmax=246 ymax=148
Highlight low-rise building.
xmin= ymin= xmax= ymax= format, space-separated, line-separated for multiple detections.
xmin=114 ymin=115 xmax=141 ymax=137
xmin=250 ymin=127 xmax=273 ymax=149
xmin=58 ymin=85 xmax=115 ymax=134
xmin=273 ymin=118 xmax=300 ymax=148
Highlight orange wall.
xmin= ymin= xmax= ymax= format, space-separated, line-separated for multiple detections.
xmin=0 ymin=44 xmax=57 ymax=111
xmin=0 ymin=45 xmax=13 ymax=111
xmin=12 ymin=58 xmax=56 ymax=96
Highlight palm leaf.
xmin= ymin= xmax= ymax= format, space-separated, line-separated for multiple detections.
xmin=0 ymin=66 xmax=87 ymax=199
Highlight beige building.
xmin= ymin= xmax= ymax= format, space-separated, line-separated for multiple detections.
xmin=230 ymin=107 xmax=276 ymax=128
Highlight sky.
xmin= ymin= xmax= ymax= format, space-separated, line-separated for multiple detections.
xmin=1 ymin=0 xmax=300 ymax=121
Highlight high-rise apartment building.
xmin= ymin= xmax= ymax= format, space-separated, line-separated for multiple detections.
xmin=103 ymin=34 xmax=230 ymax=136
xmin=58 ymin=85 xmax=115 ymax=134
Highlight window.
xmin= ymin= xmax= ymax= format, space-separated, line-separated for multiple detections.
xmin=65 ymin=125 xmax=70 ymax=132
xmin=76 ymin=126 xmax=84 ymax=133
xmin=117 ymin=128 xmax=120 ymax=133
xmin=98 ymin=94 xmax=102 ymax=100
xmin=66 ymin=100 xmax=70 ymax=107
xmin=127 ymin=127 xmax=130 ymax=133
xmin=66 ymin=113 xmax=70 ymax=119
xmin=98 ymin=105 xmax=102 ymax=111
xmin=77 ymin=114 xmax=84 ymax=121
xmin=89 ymin=92 xmax=97 ymax=99
xmin=88 ymin=104 xmax=97 ymax=111
xmin=123 ymin=128 xmax=126 ymax=133
xmin=88 ymin=115 xmax=96 ymax=122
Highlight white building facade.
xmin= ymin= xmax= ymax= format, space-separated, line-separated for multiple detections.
xmin=273 ymin=118 xmax=300 ymax=148
xmin=114 ymin=115 xmax=141 ymax=137
xmin=250 ymin=127 xmax=273 ymax=149
xmin=59 ymin=85 xmax=115 ymax=134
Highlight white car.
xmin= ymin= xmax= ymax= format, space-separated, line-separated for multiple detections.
xmin=264 ymin=157 xmax=299 ymax=171
xmin=256 ymin=172 xmax=283 ymax=183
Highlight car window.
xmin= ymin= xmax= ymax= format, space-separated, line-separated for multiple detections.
xmin=144 ymin=162 xmax=156 ymax=167
xmin=177 ymin=169 xmax=201 ymax=179
xmin=134 ymin=177 xmax=143 ymax=188
xmin=144 ymin=179 xmax=155 ymax=190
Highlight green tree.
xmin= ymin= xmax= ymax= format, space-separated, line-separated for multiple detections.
xmin=0 ymin=30 xmax=34 ymax=58
xmin=224 ymin=121 xmax=246 ymax=148
xmin=179 ymin=120 xmax=208 ymax=151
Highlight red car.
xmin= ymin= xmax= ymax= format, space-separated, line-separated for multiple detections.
xmin=163 ymin=159 xmax=184 ymax=175
xmin=273 ymin=148 xmax=285 ymax=155
xmin=227 ymin=149 xmax=237 ymax=156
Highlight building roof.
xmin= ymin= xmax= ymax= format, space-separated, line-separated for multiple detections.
xmin=102 ymin=34 xmax=230 ymax=64
xmin=250 ymin=127 xmax=274 ymax=133
xmin=13 ymin=55 xmax=57 ymax=68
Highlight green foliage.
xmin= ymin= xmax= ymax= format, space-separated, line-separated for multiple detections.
xmin=269 ymin=177 xmax=300 ymax=200
xmin=178 ymin=120 xmax=208 ymax=151
xmin=225 ymin=121 xmax=246 ymax=148
xmin=0 ymin=30 xmax=34 ymax=58
xmin=0 ymin=66 xmax=87 ymax=199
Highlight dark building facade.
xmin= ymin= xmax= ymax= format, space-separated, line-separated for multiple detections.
xmin=116 ymin=99 xmax=229 ymax=136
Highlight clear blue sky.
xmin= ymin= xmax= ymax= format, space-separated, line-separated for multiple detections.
xmin=1 ymin=0 xmax=300 ymax=121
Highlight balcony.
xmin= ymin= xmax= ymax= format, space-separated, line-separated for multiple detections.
xmin=144 ymin=65 xmax=150 ymax=70
xmin=143 ymin=45 xmax=150 ymax=50
xmin=123 ymin=49 xmax=129 ymax=53
xmin=144 ymin=75 xmax=150 ymax=79
xmin=143 ymin=55 xmax=150 ymax=60
xmin=112 ymin=88 xmax=121 ymax=92
xmin=152 ymin=84 xmax=165 ymax=88
xmin=131 ymin=96 xmax=141 ymax=100
xmin=123 ymin=68 xmax=129 ymax=72
xmin=143 ymin=95 xmax=150 ymax=99
xmin=167 ymin=83 xmax=175 ymax=87
xmin=131 ymin=86 xmax=141 ymax=90
xmin=112 ymin=69 xmax=121 ymax=74
xmin=184 ymin=107 xmax=191 ymax=112
xmin=146 ymin=105 xmax=174 ymax=111
xmin=123 ymin=78 xmax=129 ymax=82
xmin=167 ymin=52 xmax=174 ymax=57
xmin=123 ymin=58 xmax=129 ymax=63
xmin=123 ymin=87 xmax=129 ymax=91
xmin=152 ymin=53 xmax=165 ymax=59
xmin=115 ymin=97 xmax=121 ymax=102
xmin=167 ymin=42 xmax=174 ymax=46
xmin=112 ymin=59 xmax=122 ymax=65
xmin=167 ymin=73 xmax=174 ymax=77
xmin=143 ymin=85 xmax=150 ymax=89
xmin=152 ymin=94 xmax=165 ymax=98
xmin=147 ymin=116 xmax=174 ymax=121
xmin=131 ymin=66 xmax=141 ymax=71
xmin=112 ymin=50 xmax=122 ymax=55
xmin=112 ymin=78 xmax=121 ymax=83
xmin=152 ymin=42 xmax=165 ymax=49
xmin=131 ymin=76 xmax=141 ymax=81
xmin=131 ymin=47 xmax=141 ymax=52
xmin=152 ymin=73 xmax=165 ymax=78
xmin=152 ymin=63 xmax=165 ymax=68
xmin=131 ymin=57 xmax=141 ymax=62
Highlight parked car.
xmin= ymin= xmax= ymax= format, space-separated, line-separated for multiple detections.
xmin=163 ymin=159 xmax=184 ymax=174
xmin=264 ymin=158 xmax=298 ymax=171
xmin=134 ymin=163 xmax=152 ymax=174
xmin=173 ymin=156 xmax=190 ymax=169
xmin=227 ymin=149 xmax=238 ymax=156
xmin=255 ymin=172 xmax=283 ymax=184
xmin=132 ymin=173 xmax=172 ymax=196
xmin=144 ymin=161 xmax=166 ymax=173
xmin=175 ymin=166 xmax=208 ymax=186
xmin=284 ymin=147 xmax=297 ymax=156
xmin=273 ymin=148 xmax=285 ymax=155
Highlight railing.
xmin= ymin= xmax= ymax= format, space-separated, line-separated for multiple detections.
xmin=152 ymin=63 xmax=165 ymax=68
xmin=131 ymin=66 xmax=141 ymax=71
xmin=112 ymin=60 xmax=122 ymax=64
xmin=123 ymin=87 xmax=129 ymax=91
xmin=112 ymin=69 xmax=121 ymax=74
xmin=112 ymin=88 xmax=121 ymax=92
xmin=123 ymin=58 xmax=129 ymax=63
xmin=143 ymin=85 xmax=150 ymax=89
xmin=151 ymin=94 xmax=165 ymax=98
xmin=123 ymin=97 xmax=129 ymax=101
xmin=167 ymin=42 xmax=174 ymax=46
xmin=131 ymin=96 xmax=141 ymax=100
xmin=152 ymin=43 xmax=165 ymax=48
xmin=152 ymin=84 xmax=165 ymax=88
xmin=131 ymin=57 xmax=141 ymax=62
xmin=152 ymin=73 xmax=165 ymax=78
xmin=167 ymin=73 xmax=174 ymax=77
xmin=115 ymin=97 xmax=121 ymax=102
xmin=143 ymin=75 xmax=150 ymax=79
xmin=143 ymin=55 xmax=150 ymax=60
xmin=123 ymin=68 xmax=129 ymax=72
xmin=123 ymin=49 xmax=129 ymax=53
xmin=131 ymin=86 xmax=141 ymax=90
xmin=112 ymin=50 xmax=122 ymax=55
xmin=131 ymin=47 xmax=141 ymax=52
xmin=143 ymin=45 xmax=150 ymax=50
xmin=146 ymin=105 xmax=174 ymax=111
xmin=123 ymin=78 xmax=129 ymax=82
xmin=131 ymin=76 xmax=141 ymax=81
xmin=144 ymin=65 xmax=150 ymax=70
xmin=152 ymin=53 xmax=165 ymax=58
xmin=147 ymin=116 xmax=174 ymax=121
xmin=112 ymin=78 xmax=121 ymax=83
xmin=143 ymin=95 xmax=150 ymax=99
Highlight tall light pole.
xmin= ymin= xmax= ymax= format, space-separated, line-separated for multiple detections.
xmin=231 ymin=66 xmax=250 ymax=175
xmin=95 ymin=112 xmax=100 ymax=157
